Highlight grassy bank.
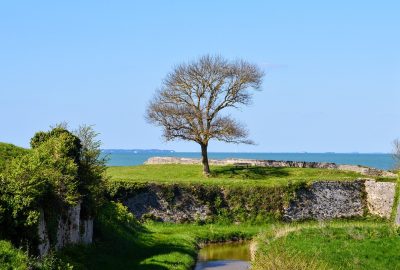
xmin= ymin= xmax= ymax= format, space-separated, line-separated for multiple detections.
xmin=59 ymin=202 xmax=266 ymax=270
xmin=107 ymin=164 xmax=385 ymax=187
xmin=252 ymin=220 xmax=400 ymax=270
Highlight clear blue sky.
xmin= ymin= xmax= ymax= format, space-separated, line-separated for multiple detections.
xmin=1 ymin=1 xmax=399 ymax=153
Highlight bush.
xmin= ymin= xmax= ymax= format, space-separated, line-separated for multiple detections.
xmin=0 ymin=125 xmax=107 ymax=253
xmin=0 ymin=240 xmax=28 ymax=270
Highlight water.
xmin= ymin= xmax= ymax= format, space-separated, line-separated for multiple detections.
xmin=194 ymin=241 xmax=250 ymax=270
xmin=102 ymin=151 xmax=396 ymax=170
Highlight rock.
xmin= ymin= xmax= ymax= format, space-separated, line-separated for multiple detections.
xmin=37 ymin=208 xmax=50 ymax=257
xmin=365 ymin=180 xmax=396 ymax=218
xmin=38 ymin=202 xmax=93 ymax=256
xmin=396 ymin=200 xmax=400 ymax=226
xmin=123 ymin=185 xmax=211 ymax=222
xmin=283 ymin=181 xmax=365 ymax=221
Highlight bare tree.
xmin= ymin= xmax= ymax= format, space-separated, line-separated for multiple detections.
xmin=393 ymin=138 xmax=400 ymax=170
xmin=146 ymin=55 xmax=264 ymax=175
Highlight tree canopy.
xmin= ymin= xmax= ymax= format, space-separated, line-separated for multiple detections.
xmin=0 ymin=125 xmax=107 ymax=250
xmin=146 ymin=55 xmax=264 ymax=174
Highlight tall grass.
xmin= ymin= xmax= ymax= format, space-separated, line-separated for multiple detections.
xmin=252 ymin=221 xmax=400 ymax=270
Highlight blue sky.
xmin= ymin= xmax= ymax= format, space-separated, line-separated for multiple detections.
xmin=1 ymin=1 xmax=399 ymax=152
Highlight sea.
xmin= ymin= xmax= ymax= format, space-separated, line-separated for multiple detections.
xmin=102 ymin=150 xmax=397 ymax=171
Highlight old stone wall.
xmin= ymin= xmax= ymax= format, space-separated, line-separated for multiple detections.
xmin=365 ymin=180 xmax=396 ymax=218
xmin=123 ymin=185 xmax=212 ymax=222
xmin=120 ymin=180 xmax=397 ymax=224
xmin=283 ymin=181 xmax=365 ymax=221
xmin=38 ymin=202 xmax=93 ymax=256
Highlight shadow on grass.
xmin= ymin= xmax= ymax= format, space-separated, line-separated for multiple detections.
xmin=59 ymin=202 xmax=196 ymax=270
xmin=211 ymin=166 xmax=290 ymax=180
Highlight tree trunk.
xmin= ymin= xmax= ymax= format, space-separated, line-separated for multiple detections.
xmin=200 ymin=143 xmax=211 ymax=176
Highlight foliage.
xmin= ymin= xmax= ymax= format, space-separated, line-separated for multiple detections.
xmin=0 ymin=125 xmax=107 ymax=252
xmin=0 ymin=142 xmax=29 ymax=172
xmin=30 ymin=127 xmax=82 ymax=163
xmin=146 ymin=55 xmax=264 ymax=174
xmin=58 ymin=201 xmax=263 ymax=270
xmin=0 ymin=240 xmax=28 ymax=270
xmin=74 ymin=125 xmax=108 ymax=217
xmin=0 ymin=134 xmax=80 ymax=245
xmin=31 ymin=252 xmax=74 ymax=270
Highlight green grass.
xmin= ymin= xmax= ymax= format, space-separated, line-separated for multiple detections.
xmin=59 ymin=202 xmax=266 ymax=270
xmin=0 ymin=142 xmax=29 ymax=172
xmin=252 ymin=221 xmax=400 ymax=270
xmin=106 ymin=164 xmax=381 ymax=187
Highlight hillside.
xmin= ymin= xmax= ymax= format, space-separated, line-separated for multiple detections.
xmin=0 ymin=142 xmax=29 ymax=171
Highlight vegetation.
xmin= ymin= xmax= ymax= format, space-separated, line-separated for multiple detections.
xmin=0 ymin=142 xmax=29 ymax=172
xmin=1 ymin=131 xmax=398 ymax=269
xmin=106 ymin=164 xmax=395 ymax=224
xmin=106 ymin=164 xmax=386 ymax=188
xmin=59 ymin=201 xmax=265 ymax=270
xmin=0 ymin=125 xmax=106 ymax=262
xmin=0 ymin=240 xmax=28 ymax=270
xmin=252 ymin=221 xmax=400 ymax=270
xmin=146 ymin=55 xmax=264 ymax=175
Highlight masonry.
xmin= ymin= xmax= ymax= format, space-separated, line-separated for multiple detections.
xmin=112 ymin=179 xmax=398 ymax=224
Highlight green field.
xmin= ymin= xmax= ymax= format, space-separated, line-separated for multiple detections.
xmin=252 ymin=221 xmax=400 ymax=270
xmin=106 ymin=164 xmax=384 ymax=187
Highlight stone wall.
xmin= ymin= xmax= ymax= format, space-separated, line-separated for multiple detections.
xmin=283 ymin=181 xmax=365 ymax=221
xmin=365 ymin=180 xmax=396 ymax=219
xmin=145 ymin=157 xmax=397 ymax=178
xmin=120 ymin=180 xmax=397 ymax=224
xmin=123 ymin=185 xmax=211 ymax=222
xmin=37 ymin=202 xmax=93 ymax=256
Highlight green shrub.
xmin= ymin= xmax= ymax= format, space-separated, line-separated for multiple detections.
xmin=0 ymin=240 xmax=28 ymax=270
xmin=0 ymin=126 xmax=107 ymax=252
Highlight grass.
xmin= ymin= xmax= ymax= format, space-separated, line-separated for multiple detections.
xmin=252 ymin=220 xmax=400 ymax=270
xmin=106 ymin=164 xmax=385 ymax=187
xmin=59 ymin=202 xmax=266 ymax=270
xmin=0 ymin=142 xmax=29 ymax=172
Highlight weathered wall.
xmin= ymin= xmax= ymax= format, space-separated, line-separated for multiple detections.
xmin=38 ymin=202 xmax=93 ymax=256
xmin=145 ymin=157 xmax=397 ymax=178
xmin=38 ymin=208 xmax=50 ymax=256
xmin=365 ymin=180 xmax=396 ymax=218
xmin=283 ymin=181 xmax=365 ymax=221
xmin=118 ymin=180 xmax=397 ymax=224
xmin=119 ymin=184 xmax=284 ymax=223
xmin=396 ymin=200 xmax=400 ymax=226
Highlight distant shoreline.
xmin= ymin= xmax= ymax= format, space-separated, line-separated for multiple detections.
xmin=101 ymin=151 xmax=395 ymax=170
xmin=101 ymin=150 xmax=392 ymax=155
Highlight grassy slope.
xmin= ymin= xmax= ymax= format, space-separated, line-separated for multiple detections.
xmin=60 ymin=202 xmax=265 ymax=270
xmin=107 ymin=164 xmax=384 ymax=187
xmin=0 ymin=142 xmax=29 ymax=172
xmin=252 ymin=221 xmax=400 ymax=270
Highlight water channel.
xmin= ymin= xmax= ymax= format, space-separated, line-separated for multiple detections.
xmin=194 ymin=241 xmax=251 ymax=270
